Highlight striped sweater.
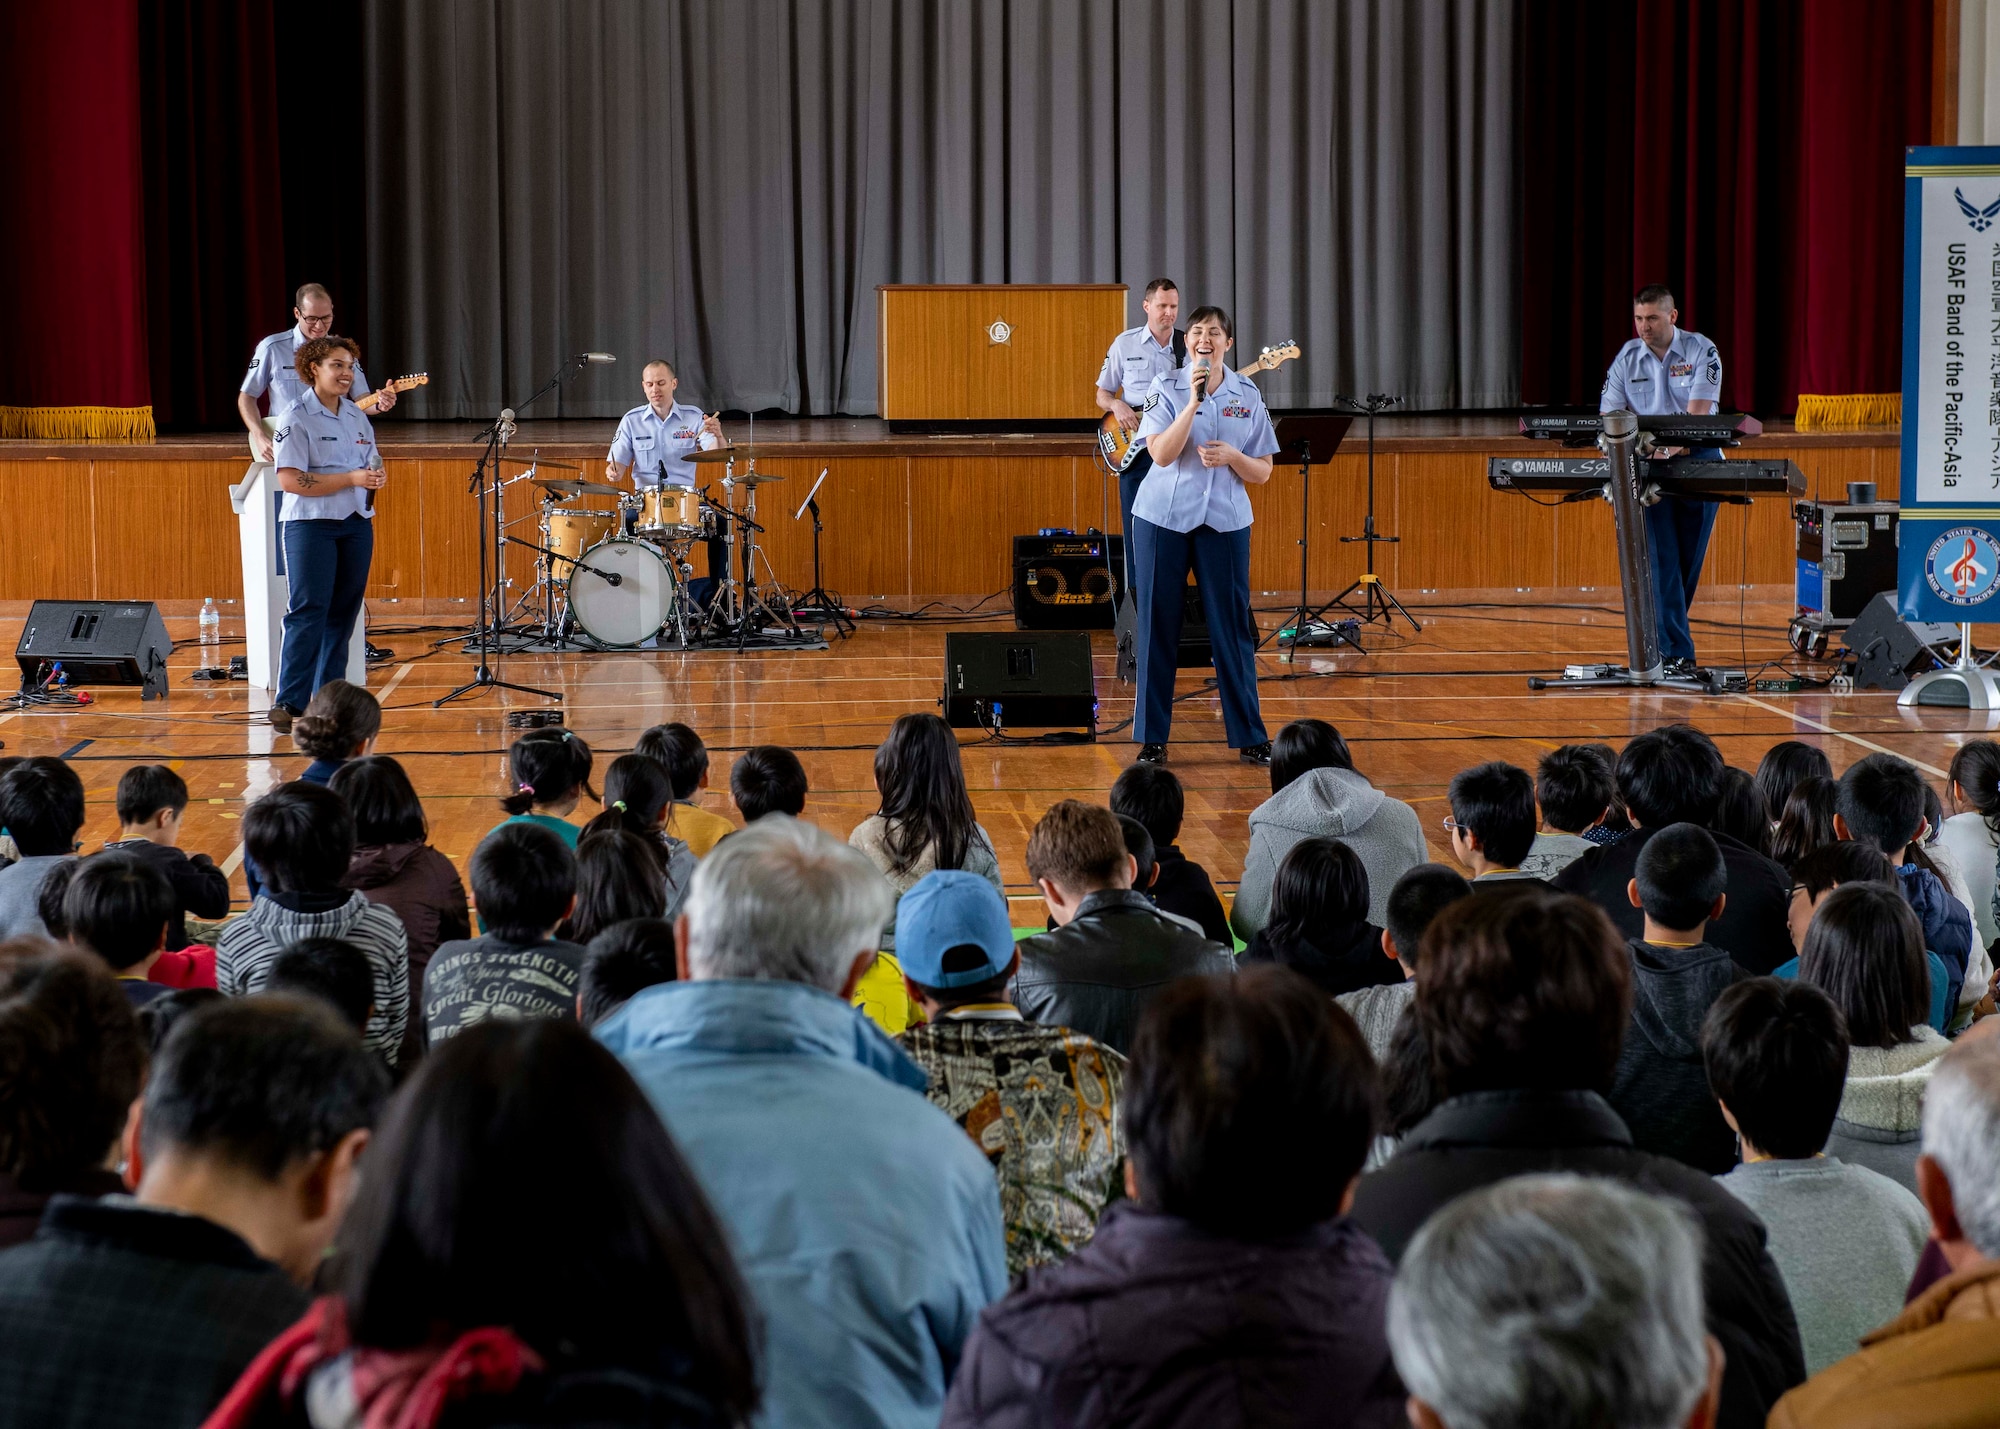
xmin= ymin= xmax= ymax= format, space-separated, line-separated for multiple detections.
xmin=216 ymin=893 xmax=411 ymax=1064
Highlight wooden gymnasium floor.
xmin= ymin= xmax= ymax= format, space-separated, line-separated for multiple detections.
xmin=0 ymin=592 xmax=1988 ymax=915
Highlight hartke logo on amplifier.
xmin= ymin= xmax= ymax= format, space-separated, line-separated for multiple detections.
xmin=1024 ymin=566 xmax=1116 ymax=605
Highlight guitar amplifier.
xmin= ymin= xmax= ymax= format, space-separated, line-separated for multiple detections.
xmin=1796 ymin=497 xmax=1898 ymax=625
xmin=942 ymin=632 xmax=1096 ymax=730
xmin=1012 ymin=534 xmax=1121 ymax=629
xmin=15 ymin=600 xmax=172 ymax=700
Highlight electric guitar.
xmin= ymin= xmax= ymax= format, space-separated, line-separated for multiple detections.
xmin=356 ymin=373 xmax=429 ymax=412
xmin=1096 ymin=342 xmax=1300 ymax=473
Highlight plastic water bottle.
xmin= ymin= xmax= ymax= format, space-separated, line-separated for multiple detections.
xmin=198 ymin=597 xmax=220 ymax=652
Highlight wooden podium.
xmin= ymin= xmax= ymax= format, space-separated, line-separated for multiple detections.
xmin=877 ymin=284 xmax=1126 ymax=423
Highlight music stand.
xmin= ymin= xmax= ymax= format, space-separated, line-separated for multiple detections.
xmin=1319 ymin=393 xmax=1420 ymax=634
xmin=791 ymin=468 xmax=853 ymax=635
xmin=1261 ymin=413 xmax=1355 ymax=655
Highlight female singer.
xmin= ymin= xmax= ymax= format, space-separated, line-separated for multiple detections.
xmin=269 ymin=335 xmax=384 ymax=731
xmin=1128 ymin=305 xmax=1279 ymax=766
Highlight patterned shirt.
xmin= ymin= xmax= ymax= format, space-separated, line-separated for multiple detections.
xmin=897 ymin=1007 xmax=1127 ymax=1274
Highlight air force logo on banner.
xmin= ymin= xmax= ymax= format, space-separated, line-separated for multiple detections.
xmin=1926 ymin=527 xmax=2000 ymax=606
xmin=1956 ymin=187 xmax=2000 ymax=231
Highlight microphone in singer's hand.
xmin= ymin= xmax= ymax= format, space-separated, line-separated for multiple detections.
xmin=1192 ymin=357 xmax=1211 ymax=401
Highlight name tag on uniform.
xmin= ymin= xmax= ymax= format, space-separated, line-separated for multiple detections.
xmin=635 ymin=435 xmax=655 ymax=446
xmin=1220 ymin=403 xmax=1251 ymax=418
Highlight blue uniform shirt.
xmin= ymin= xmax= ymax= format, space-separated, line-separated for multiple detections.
xmin=271 ymin=391 xmax=378 ymax=523
xmin=608 ymin=401 xmax=709 ymax=489
xmin=1131 ymin=365 xmax=1280 ymax=534
xmin=241 ymin=324 xmax=372 ymax=417
xmin=1096 ymin=323 xmax=1180 ymax=406
xmin=1600 ymin=327 xmax=1722 ymax=416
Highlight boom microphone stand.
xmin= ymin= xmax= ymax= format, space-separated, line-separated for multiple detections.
xmin=436 ymin=353 xmax=614 ymax=708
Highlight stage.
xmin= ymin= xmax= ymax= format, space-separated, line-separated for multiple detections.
xmin=1 ymin=588 xmax=1984 ymax=919
xmin=0 ymin=415 xmax=1896 ymax=613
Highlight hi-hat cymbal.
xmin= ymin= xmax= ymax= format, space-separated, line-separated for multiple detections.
xmin=495 ymin=455 xmax=580 ymax=470
xmin=688 ymin=445 xmax=787 ymax=465
xmin=726 ymin=471 xmax=788 ymax=487
xmin=533 ymin=477 xmax=625 ymax=497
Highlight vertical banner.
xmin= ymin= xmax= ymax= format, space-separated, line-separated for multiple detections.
xmin=1900 ymin=147 xmax=2000 ymax=620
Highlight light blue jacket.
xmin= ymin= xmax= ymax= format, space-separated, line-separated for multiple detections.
xmin=596 ymin=979 xmax=1009 ymax=1429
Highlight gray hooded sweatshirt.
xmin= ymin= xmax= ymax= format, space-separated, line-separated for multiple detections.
xmin=1231 ymin=766 xmax=1428 ymax=938
xmin=1822 ymin=1027 xmax=1951 ymax=1194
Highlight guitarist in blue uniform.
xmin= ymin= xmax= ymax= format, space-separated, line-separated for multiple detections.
xmin=1095 ymin=279 xmax=1183 ymax=597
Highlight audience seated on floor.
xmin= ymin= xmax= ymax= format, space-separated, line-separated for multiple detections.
xmin=594 ymin=815 xmax=1006 ymax=1429
xmin=134 ymin=985 xmax=223 ymax=1052
xmin=945 ymin=967 xmax=1403 ymax=1429
xmin=1795 ymin=884 xmax=1952 ymax=1193
xmin=1608 ymin=822 xmax=1748 ymax=1174
xmin=730 ymin=744 xmax=808 ymax=823
xmin=331 ymin=754 xmax=469 ymax=1064
xmin=216 ymin=782 xmax=409 ymax=1065
xmin=101 ymin=764 xmax=230 ymax=951
xmin=1348 ymin=887 xmax=1805 ymax=1428
xmin=1233 ymin=719 xmax=1425 ymax=937
xmin=1779 ymin=843 xmax=1952 ymax=1034
xmin=1115 ymin=814 xmax=1207 ymax=935
xmin=1240 ymin=836 xmax=1397 ymax=997
xmin=1714 ymin=765 xmax=1774 ymax=858
xmin=264 ymin=938 xmax=375 ymax=1034
xmin=1916 ymin=779 xmax=1997 ymax=1020
xmin=636 ymin=721 xmax=737 ymax=856
xmin=1522 ymin=744 xmax=1613 ymax=880
xmin=1941 ymin=739 xmax=2000 ymax=953
xmin=580 ymin=754 xmax=697 ymax=918
xmin=1388 ymin=1174 xmax=1723 ymax=1429
xmin=1336 ymin=863 xmax=1470 ymax=1065
xmin=1109 ymin=763 xmax=1231 ymax=942
xmin=62 ymin=853 xmax=179 ymax=1007
xmin=558 ymin=827 xmax=667 ymax=947
xmin=496 ymin=727 xmax=596 ymax=848
xmin=1553 ymin=724 xmax=1793 ymax=973
xmin=1013 ymin=800 xmax=1233 ymax=1054
xmin=0 ymin=758 xmax=86 ymax=941
xmin=894 ymin=869 xmax=1127 ymax=1275
xmin=204 ymin=1019 xmax=759 ymax=1429
xmin=1702 ymin=976 xmax=1929 ymax=1375
xmin=1836 ymin=752 xmax=1976 ymax=1015
xmin=424 ymin=821 xmax=584 ymax=1045
xmin=576 ymin=917 xmax=677 ymax=1029
xmin=1756 ymin=740 xmax=1834 ymax=828
xmin=1771 ymin=774 xmax=1839 ymax=869
xmin=289 ymin=679 xmax=380 ymax=786
xmin=1578 ymin=740 xmax=1638 ymax=846
xmin=1769 ymin=1029 xmax=2000 ymax=1428
xmin=0 ymin=946 xmax=144 ymax=1249
xmin=1446 ymin=761 xmax=1546 ymax=887
xmin=0 ymin=996 xmax=388 ymax=1429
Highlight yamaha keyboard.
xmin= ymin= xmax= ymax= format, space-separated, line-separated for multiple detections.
xmin=1488 ymin=455 xmax=1806 ymax=503
xmin=1518 ymin=412 xmax=1764 ymax=447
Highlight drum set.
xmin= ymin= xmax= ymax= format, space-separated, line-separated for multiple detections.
xmin=501 ymin=448 xmax=814 ymax=651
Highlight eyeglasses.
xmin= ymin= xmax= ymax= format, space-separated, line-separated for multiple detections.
xmin=1441 ymin=816 xmax=1464 ymax=835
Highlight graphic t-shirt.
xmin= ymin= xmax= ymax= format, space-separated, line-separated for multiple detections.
xmin=421 ymin=933 xmax=587 ymax=1042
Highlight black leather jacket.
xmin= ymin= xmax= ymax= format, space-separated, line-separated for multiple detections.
xmin=1012 ymin=889 xmax=1235 ymax=1053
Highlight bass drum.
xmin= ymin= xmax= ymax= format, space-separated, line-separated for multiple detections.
xmin=567 ymin=537 xmax=676 ymax=647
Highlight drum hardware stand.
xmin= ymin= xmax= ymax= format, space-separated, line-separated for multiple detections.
xmin=1260 ymin=414 xmax=1356 ymax=658
xmin=696 ymin=475 xmax=746 ymax=641
xmin=729 ymin=478 xmax=801 ymax=651
xmin=1321 ymin=393 xmax=1420 ymax=634
xmin=791 ymin=468 xmax=853 ymax=635
xmin=437 ymin=354 xmax=607 ymax=708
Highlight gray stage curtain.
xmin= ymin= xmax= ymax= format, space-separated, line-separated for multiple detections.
xmin=363 ymin=0 xmax=1517 ymax=418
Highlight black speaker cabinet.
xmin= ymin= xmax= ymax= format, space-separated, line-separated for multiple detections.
xmin=15 ymin=600 xmax=172 ymax=700
xmin=1846 ymin=592 xmax=1957 ymax=691
xmin=942 ymin=631 xmax=1096 ymax=731
xmin=1012 ymin=534 xmax=1121 ymax=629
xmin=1113 ymin=583 xmax=1213 ymax=680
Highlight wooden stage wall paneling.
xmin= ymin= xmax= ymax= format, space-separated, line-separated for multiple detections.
xmin=0 ymin=439 xmax=1901 ymax=606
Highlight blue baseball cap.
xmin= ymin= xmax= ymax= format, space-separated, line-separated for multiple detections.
xmin=895 ymin=870 xmax=1017 ymax=989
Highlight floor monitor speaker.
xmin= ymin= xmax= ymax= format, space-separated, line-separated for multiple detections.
xmin=942 ymin=631 xmax=1095 ymax=731
xmin=14 ymin=600 xmax=171 ymax=700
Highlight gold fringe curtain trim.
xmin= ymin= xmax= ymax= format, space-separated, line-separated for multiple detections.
xmin=1794 ymin=393 xmax=1901 ymax=430
xmin=0 ymin=405 xmax=157 ymax=441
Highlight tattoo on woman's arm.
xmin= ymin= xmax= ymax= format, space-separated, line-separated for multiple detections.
xmin=295 ymin=471 xmax=318 ymax=490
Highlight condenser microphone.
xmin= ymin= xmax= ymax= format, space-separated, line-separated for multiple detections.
xmin=579 ymin=352 xmax=617 ymax=364
xmin=498 ymin=408 xmax=518 ymax=442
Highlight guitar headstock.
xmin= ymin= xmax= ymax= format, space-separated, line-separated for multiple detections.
xmin=1250 ymin=342 xmax=1300 ymax=373
xmin=388 ymin=373 xmax=429 ymax=393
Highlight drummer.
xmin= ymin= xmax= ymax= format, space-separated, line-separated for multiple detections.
xmin=606 ymin=359 xmax=728 ymax=601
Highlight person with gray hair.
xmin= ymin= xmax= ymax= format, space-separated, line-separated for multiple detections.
xmin=595 ymin=814 xmax=1008 ymax=1429
xmin=1769 ymin=1026 xmax=2000 ymax=1428
xmin=1389 ymin=1175 xmax=1724 ymax=1429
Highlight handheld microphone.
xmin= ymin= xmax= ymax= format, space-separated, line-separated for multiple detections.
xmin=579 ymin=352 xmax=617 ymax=364
xmin=1192 ymin=356 xmax=1212 ymax=401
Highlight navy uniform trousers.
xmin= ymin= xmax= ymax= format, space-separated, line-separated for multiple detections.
xmin=1645 ymin=445 xmax=1724 ymax=664
xmin=1130 ymin=514 xmax=1268 ymax=748
xmin=277 ymin=513 xmax=372 ymax=711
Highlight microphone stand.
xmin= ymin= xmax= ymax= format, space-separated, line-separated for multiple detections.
xmin=436 ymin=354 xmax=602 ymax=708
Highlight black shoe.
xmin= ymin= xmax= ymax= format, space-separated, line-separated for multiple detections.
xmin=268 ymin=704 xmax=300 ymax=732
xmin=1238 ymin=741 xmax=1274 ymax=767
xmin=1136 ymin=743 xmax=1168 ymax=765
xmin=1663 ymin=658 xmax=1699 ymax=679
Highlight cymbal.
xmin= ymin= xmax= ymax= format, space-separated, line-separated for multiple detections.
xmin=533 ymin=477 xmax=625 ymax=497
xmin=686 ymin=445 xmax=787 ymax=465
xmin=496 ymin=455 xmax=580 ymax=470
xmin=727 ymin=471 xmax=788 ymax=487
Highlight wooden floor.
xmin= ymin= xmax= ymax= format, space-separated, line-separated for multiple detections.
xmin=1 ymin=592 xmax=1989 ymax=913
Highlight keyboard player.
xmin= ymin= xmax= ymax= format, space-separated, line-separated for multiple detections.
xmin=1601 ymin=284 xmax=1723 ymax=675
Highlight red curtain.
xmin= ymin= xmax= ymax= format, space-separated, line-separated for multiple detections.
xmin=1521 ymin=0 xmax=1931 ymax=414
xmin=0 ymin=1 xmax=153 ymax=436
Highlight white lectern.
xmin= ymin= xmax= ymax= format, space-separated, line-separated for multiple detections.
xmin=230 ymin=459 xmax=366 ymax=694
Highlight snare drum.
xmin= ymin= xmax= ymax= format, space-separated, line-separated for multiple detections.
xmin=545 ymin=508 xmax=618 ymax=565
xmin=568 ymin=536 xmax=677 ymax=647
xmin=632 ymin=485 xmax=704 ymax=536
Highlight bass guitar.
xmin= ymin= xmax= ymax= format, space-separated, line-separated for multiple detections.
xmin=1096 ymin=342 xmax=1300 ymax=473
xmin=356 ymin=372 xmax=430 ymax=412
